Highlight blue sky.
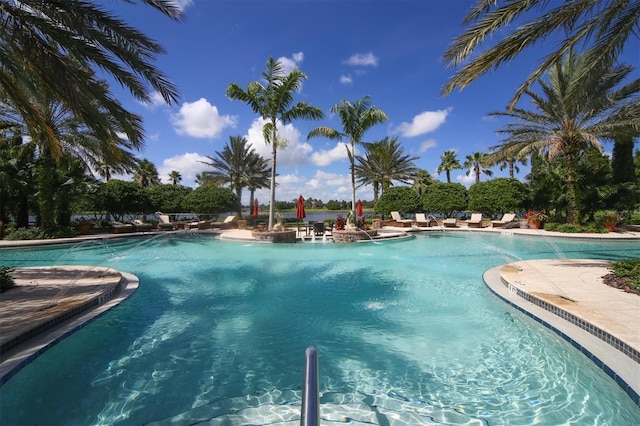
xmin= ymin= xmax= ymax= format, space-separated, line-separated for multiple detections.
xmin=106 ymin=0 xmax=638 ymax=205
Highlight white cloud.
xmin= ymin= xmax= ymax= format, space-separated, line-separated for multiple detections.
xmin=457 ymin=172 xmax=476 ymax=187
xmin=158 ymin=152 xmax=212 ymax=186
xmin=171 ymin=98 xmax=237 ymax=138
xmin=339 ymin=74 xmax=353 ymax=85
xmin=245 ymin=118 xmax=313 ymax=166
xmin=172 ymin=0 xmax=194 ymax=11
xmin=140 ymin=91 xmax=167 ymax=109
xmin=418 ymin=139 xmax=437 ymax=153
xmin=309 ymin=142 xmax=349 ymax=166
xmin=277 ymin=52 xmax=304 ymax=75
xmin=394 ymin=108 xmax=451 ymax=137
xmin=345 ymin=52 xmax=379 ymax=67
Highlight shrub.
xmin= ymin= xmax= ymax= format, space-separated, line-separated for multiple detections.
xmin=610 ymin=259 xmax=640 ymax=290
xmin=0 ymin=267 xmax=16 ymax=293
xmin=335 ymin=214 xmax=346 ymax=231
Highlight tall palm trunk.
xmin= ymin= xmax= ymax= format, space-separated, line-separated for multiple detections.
xmin=37 ymin=149 xmax=56 ymax=233
xmin=268 ymin=124 xmax=277 ymax=230
xmin=350 ymin=139 xmax=356 ymax=224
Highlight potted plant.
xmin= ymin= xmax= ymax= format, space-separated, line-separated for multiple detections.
xmin=599 ymin=212 xmax=622 ymax=232
xmin=73 ymin=218 xmax=92 ymax=235
xmin=525 ymin=211 xmax=549 ymax=229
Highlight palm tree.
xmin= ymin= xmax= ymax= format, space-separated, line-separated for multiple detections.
xmin=412 ymin=169 xmax=434 ymax=197
xmin=355 ymin=136 xmax=418 ymax=200
xmin=308 ymin=96 xmax=388 ymax=224
xmin=133 ymin=159 xmax=160 ymax=187
xmin=437 ymin=150 xmax=462 ymax=183
xmin=244 ymin=151 xmax=271 ymax=218
xmin=441 ymin=0 xmax=640 ymax=108
xmin=227 ymin=57 xmax=323 ymax=230
xmin=168 ymin=170 xmax=182 ymax=185
xmin=485 ymin=153 xmax=528 ymax=179
xmin=201 ymin=135 xmax=267 ymax=217
xmin=1 ymin=0 xmax=182 ymax=153
xmin=489 ymin=51 xmax=640 ymax=224
xmin=464 ymin=152 xmax=493 ymax=184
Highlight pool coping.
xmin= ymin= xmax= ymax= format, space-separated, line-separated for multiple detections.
xmin=483 ymin=266 xmax=639 ymax=406
xmin=0 ymin=269 xmax=139 ymax=385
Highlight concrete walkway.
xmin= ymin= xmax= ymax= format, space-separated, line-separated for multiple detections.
xmin=484 ymin=259 xmax=639 ymax=404
xmin=0 ymin=266 xmax=139 ymax=383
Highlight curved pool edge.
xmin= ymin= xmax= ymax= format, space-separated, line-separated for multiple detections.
xmin=0 ymin=269 xmax=139 ymax=385
xmin=483 ymin=265 xmax=639 ymax=406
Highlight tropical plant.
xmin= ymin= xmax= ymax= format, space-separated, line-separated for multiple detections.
xmin=244 ymin=150 xmax=271 ymax=219
xmin=308 ymin=96 xmax=388 ymax=224
xmin=0 ymin=266 xmax=16 ymax=293
xmin=133 ymin=159 xmax=161 ymax=187
xmin=467 ymin=178 xmax=528 ymax=218
xmin=355 ymin=136 xmax=419 ymax=200
xmin=145 ymin=184 xmax=192 ymax=213
xmin=0 ymin=0 xmax=182 ymax=151
xmin=441 ymin=0 xmax=640 ymax=108
xmin=227 ymin=57 xmax=323 ymax=230
xmin=96 ymin=179 xmax=149 ymax=221
xmin=168 ymin=170 xmax=182 ymax=185
xmin=375 ymin=186 xmax=423 ymax=217
xmin=411 ymin=169 xmax=434 ymax=197
xmin=489 ymin=51 xmax=640 ymax=224
xmin=201 ymin=135 xmax=268 ymax=217
xmin=464 ymin=152 xmax=493 ymax=184
xmin=182 ymin=184 xmax=237 ymax=215
xmin=437 ymin=150 xmax=462 ymax=183
xmin=421 ymin=182 xmax=468 ymax=217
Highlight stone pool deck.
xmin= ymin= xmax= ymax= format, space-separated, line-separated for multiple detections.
xmin=0 ymin=227 xmax=638 ymax=404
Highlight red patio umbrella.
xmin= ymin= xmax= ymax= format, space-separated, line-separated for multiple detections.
xmin=296 ymin=195 xmax=306 ymax=220
xmin=356 ymin=199 xmax=363 ymax=217
xmin=252 ymin=199 xmax=259 ymax=217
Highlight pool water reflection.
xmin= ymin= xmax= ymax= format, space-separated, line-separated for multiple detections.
xmin=0 ymin=232 xmax=639 ymax=425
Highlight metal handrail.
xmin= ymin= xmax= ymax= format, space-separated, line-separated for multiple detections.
xmin=300 ymin=346 xmax=319 ymax=426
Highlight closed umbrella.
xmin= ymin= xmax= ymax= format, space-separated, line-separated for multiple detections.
xmin=356 ymin=199 xmax=363 ymax=217
xmin=252 ymin=199 xmax=259 ymax=218
xmin=296 ymin=195 xmax=306 ymax=220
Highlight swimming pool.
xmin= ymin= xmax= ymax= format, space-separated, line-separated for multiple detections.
xmin=1 ymin=233 xmax=639 ymax=425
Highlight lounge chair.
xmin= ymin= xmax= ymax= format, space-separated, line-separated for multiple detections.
xmin=132 ymin=219 xmax=153 ymax=232
xmin=491 ymin=213 xmax=517 ymax=228
xmin=157 ymin=214 xmax=175 ymax=231
xmin=211 ymin=215 xmax=237 ymax=229
xmin=414 ymin=213 xmax=435 ymax=227
xmin=390 ymin=211 xmax=413 ymax=227
xmin=111 ymin=221 xmax=134 ymax=234
xmin=465 ymin=213 xmax=483 ymax=228
xmin=442 ymin=218 xmax=458 ymax=228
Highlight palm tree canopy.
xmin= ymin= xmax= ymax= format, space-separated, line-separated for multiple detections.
xmin=490 ymin=52 xmax=640 ymax=160
xmin=307 ymin=96 xmax=389 ymax=145
xmin=489 ymin=50 xmax=639 ymax=223
xmin=442 ymin=0 xmax=640 ymax=108
xmin=226 ymin=57 xmax=323 ymax=229
xmin=356 ymin=136 xmax=419 ymax=192
xmin=0 ymin=0 xmax=182 ymax=150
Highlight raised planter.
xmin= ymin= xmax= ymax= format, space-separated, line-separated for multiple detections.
xmin=252 ymin=229 xmax=297 ymax=243
xmin=332 ymin=229 xmax=378 ymax=243
xmin=528 ymin=220 xmax=542 ymax=229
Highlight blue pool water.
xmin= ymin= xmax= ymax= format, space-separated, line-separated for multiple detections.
xmin=0 ymin=232 xmax=639 ymax=425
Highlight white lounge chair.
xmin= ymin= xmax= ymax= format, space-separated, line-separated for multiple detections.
xmin=465 ymin=213 xmax=483 ymax=228
xmin=491 ymin=213 xmax=517 ymax=228
xmin=390 ymin=211 xmax=413 ymax=227
xmin=415 ymin=213 xmax=435 ymax=227
xmin=132 ymin=219 xmax=153 ymax=232
xmin=156 ymin=213 xmax=175 ymax=231
xmin=211 ymin=215 xmax=237 ymax=229
xmin=442 ymin=218 xmax=458 ymax=228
